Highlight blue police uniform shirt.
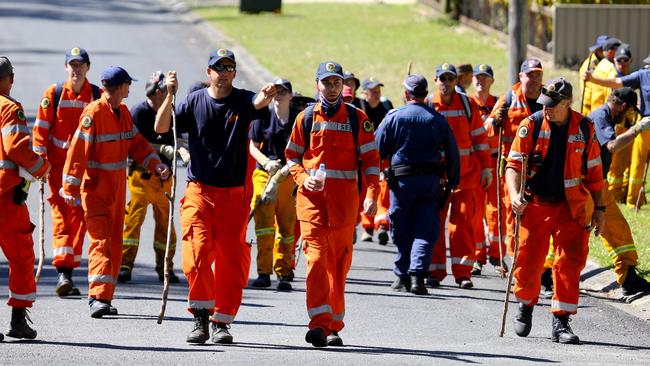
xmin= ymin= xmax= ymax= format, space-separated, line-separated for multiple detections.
xmin=249 ymin=106 xmax=299 ymax=170
xmin=175 ymin=87 xmax=263 ymax=187
xmin=620 ymin=69 xmax=650 ymax=116
xmin=131 ymin=100 xmax=174 ymax=166
xmin=375 ymin=102 xmax=460 ymax=188
xmin=590 ymin=105 xmax=616 ymax=177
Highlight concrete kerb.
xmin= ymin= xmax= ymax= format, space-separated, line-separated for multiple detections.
xmin=158 ymin=0 xmax=276 ymax=88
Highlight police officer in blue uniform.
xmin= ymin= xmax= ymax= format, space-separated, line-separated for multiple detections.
xmin=375 ymin=75 xmax=460 ymax=295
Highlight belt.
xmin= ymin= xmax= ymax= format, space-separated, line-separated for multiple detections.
xmin=391 ymin=163 xmax=441 ymax=177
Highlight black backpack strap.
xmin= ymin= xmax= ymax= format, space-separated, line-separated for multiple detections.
xmin=579 ymin=117 xmax=593 ymax=175
xmin=344 ymin=102 xmax=359 ymax=153
xmin=301 ymin=103 xmax=316 ymax=152
xmin=459 ymin=93 xmax=473 ymax=125
xmin=52 ymin=81 xmax=64 ymax=124
xmin=91 ymin=83 xmax=101 ymax=101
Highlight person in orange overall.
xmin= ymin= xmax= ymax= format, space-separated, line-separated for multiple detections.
xmin=155 ymin=49 xmax=276 ymax=345
xmin=285 ymin=61 xmax=379 ymax=348
xmin=61 ymin=66 xmax=169 ymax=319
xmin=33 ymin=47 xmax=101 ymax=297
xmin=0 ymin=56 xmax=50 ymax=340
xmin=427 ymin=63 xmax=492 ymax=289
xmin=469 ymin=63 xmax=506 ymax=276
xmin=506 ymin=77 xmax=605 ymax=344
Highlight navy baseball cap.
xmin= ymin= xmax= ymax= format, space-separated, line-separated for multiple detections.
xmin=66 ymin=47 xmax=90 ymax=64
xmin=473 ymin=63 xmax=494 ymax=78
xmin=435 ymin=63 xmax=457 ymax=78
xmin=316 ymin=61 xmax=343 ymax=80
xmin=538 ymin=77 xmax=572 ymax=107
xmin=273 ymin=78 xmax=292 ymax=93
xmin=100 ymin=66 xmax=137 ymax=87
xmin=362 ymin=77 xmax=384 ymax=90
xmin=208 ymin=48 xmax=236 ymax=67
xmin=615 ymin=44 xmax=632 ymax=60
xmin=603 ymin=38 xmax=622 ymax=52
xmin=520 ymin=58 xmax=543 ymax=74
xmin=457 ymin=64 xmax=473 ymax=74
xmin=403 ymin=74 xmax=428 ymax=96
xmin=343 ymin=72 xmax=360 ymax=89
xmin=589 ymin=35 xmax=609 ymax=52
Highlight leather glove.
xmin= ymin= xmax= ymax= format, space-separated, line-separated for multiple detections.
xmin=481 ymin=168 xmax=493 ymax=189
xmin=177 ymin=146 xmax=190 ymax=166
xmin=263 ymin=159 xmax=282 ymax=176
xmin=493 ymin=107 xmax=507 ymax=128
xmin=158 ymin=144 xmax=175 ymax=161
xmin=261 ymin=174 xmax=281 ymax=204
xmin=633 ymin=116 xmax=650 ymax=134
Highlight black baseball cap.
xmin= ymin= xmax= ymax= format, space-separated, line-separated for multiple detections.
xmin=403 ymin=74 xmax=428 ymax=97
xmin=473 ymin=63 xmax=494 ymax=78
xmin=273 ymin=78 xmax=292 ymax=93
xmin=537 ymin=77 xmax=572 ymax=107
xmin=520 ymin=58 xmax=543 ymax=74
xmin=457 ymin=63 xmax=473 ymax=74
xmin=603 ymin=38 xmax=622 ymax=51
xmin=611 ymin=87 xmax=640 ymax=113
xmin=66 ymin=47 xmax=90 ymax=65
xmin=0 ymin=56 xmax=13 ymax=78
xmin=343 ymin=72 xmax=360 ymax=90
xmin=615 ymin=44 xmax=632 ymax=60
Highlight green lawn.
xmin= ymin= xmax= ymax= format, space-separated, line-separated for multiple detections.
xmin=195 ymin=2 xmax=648 ymax=279
xmin=194 ymin=3 xmax=578 ymax=104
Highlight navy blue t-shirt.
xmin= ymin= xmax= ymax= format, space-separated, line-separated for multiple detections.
xmin=175 ymin=87 xmax=262 ymax=187
xmin=527 ymin=117 xmax=568 ymax=200
xmin=131 ymin=100 xmax=174 ymax=166
xmin=621 ymin=69 xmax=650 ymax=116
xmin=590 ymin=105 xmax=616 ymax=177
xmin=249 ymin=106 xmax=298 ymax=170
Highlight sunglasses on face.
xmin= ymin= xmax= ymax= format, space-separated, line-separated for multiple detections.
xmin=616 ymin=57 xmax=630 ymax=64
xmin=211 ymin=64 xmax=236 ymax=73
xmin=439 ymin=75 xmax=456 ymax=83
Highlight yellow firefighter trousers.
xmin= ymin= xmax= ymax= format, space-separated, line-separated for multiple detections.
xmin=627 ymin=130 xmax=650 ymax=208
xmin=252 ymin=169 xmax=296 ymax=277
xmin=601 ymin=182 xmax=638 ymax=284
xmin=122 ymin=170 xmax=176 ymax=274
xmin=607 ymin=124 xmax=633 ymax=203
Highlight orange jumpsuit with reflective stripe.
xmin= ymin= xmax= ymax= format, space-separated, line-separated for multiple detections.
xmin=429 ymin=92 xmax=490 ymax=282
xmin=360 ymin=160 xmax=390 ymax=231
xmin=1 ymin=94 xmax=50 ymax=308
xmin=34 ymin=80 xmax=99 ymax=270
xmin=62 ymin=96 xmax=161 ymax=302
xmin=472 ymin=93 xmax=504 ymax=263
xmin=507 ymin=110 xmax=603 ymax=315
xmin=286 ymin=102 xmax=379 ymax=335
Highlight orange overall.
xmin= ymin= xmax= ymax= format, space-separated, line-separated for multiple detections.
xmin=62 ymin=96 xmax=161 ymax=302
xmin=33 ymin=80 xmax=99 ymax=269
xmin=507 ymin=110 xmax=603 ymax=315
xmin=1 ymin=94 xmax=50 ymax=308
xmin=286 ymin=102 xmax=379 ymax=335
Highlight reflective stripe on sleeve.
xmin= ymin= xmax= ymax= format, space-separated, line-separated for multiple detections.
xmin=27 ymin=156 xmax=45 ymax=174
xmin=564 ymin=178 xmax=581 ymax=188
xmin=74 ymin=130 xmax=93 ymax=142
xmin=1 ymin=124 xmax=30 ymax=136
xmin=587 ymin=156 xmax=602 ymax=169
xmin=0 ymin=160 xmax=17 ymax=169
xmin=63 ymin=174 xmax=82 ymax=186
xmin=88 ymin=160 xmax=127 ymax=171
xmin=471 ymin=127 xmax=486 ymax=137
xmin=473 ymin=143 xmax=490 ymax=151
xmin=359 ymin=141 xmax=377 ymax=154
xmin=508 ymin=151 xmax=523 ymax=162
xmin=287 ymin=158 xmax=302 ymax=168
xmin=33 ymin=145 xmax=47 ymax=154
xmin=439 ymin=110 xmax=465 ymax=118
xmin=34 ymin=119 xmax=51 ymax=130
xmin=49 ymin=135 xmax=69 ymax=149
xmin=286 ymin=141 xmax=305 ymax=155
xmin=58 ymin=100 xmax=88 ymax=109
xmin=364 ymin=167 xmax=380 ymax=176
xmin=94 ymin=126 xmax=138 ymax=143
xmin=141 ymin=153 xmax=159 ymax=170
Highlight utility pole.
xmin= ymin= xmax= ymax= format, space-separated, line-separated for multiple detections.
xmin=508 ymin=0 xmax=528 ymax=86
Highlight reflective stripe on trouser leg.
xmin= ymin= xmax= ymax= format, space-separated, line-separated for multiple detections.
xmin=448 ymin=188 xmax=477 ymax=280
xmin=627 ymin=130 xmax=650 ymax=206
xmin=599 ymin=184 xmax=637 ymax=284
xmin=273 ymin=177 xmax=297 ymax=277
xmin=0 ymin=195 xmax=37 ymax=308
xmin=49 ymin=165 xmax=86 ymax=269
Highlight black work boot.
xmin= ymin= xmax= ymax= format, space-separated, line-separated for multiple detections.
xmin=117 ymin=267 xmax=132 ymax=284
xmin=551 ymin=314 xmax=580 ymax=344
xmin=377 ymin=225 xmax=389 ymax=245
xmin=327 ymin=331 xmax=343 ymax=346
xmin=513 ymin=303 xmax=534 ymax=337
xmin=410 ymin=276 xmax=428 ymax=295
xmin=471 ymin=262 xmax=483 ymax=276
xmin=540 ymin=268 xmax=554 ymax=299
xmin=186 ymin=309 xmax=210 ymax=344
xmin=305 ymin=327 xmax=327 ymax=348
xmin=391 ymin=276 xmax=411 ymax=292
xmin=277 ymin=276 xmax=292 ymax=292
xmin=489 ymin=256 xmax=508 ymax=274
xmin=55 ymin=267 xmax=73 ymax=297
xmin=252 ymin=274 xmax=271 ymax=288
xmin=89 ymin=298 xmax=112 ymax=319
xmin=426 ymin=276 xmax=440 ymax=288
xmin=158 ymin=270 xmax=180 ymax=284
xmin=211 ymin=322 xmax=233 ymax=344
xmin=621 ymin=266 xmax=650 ymax=303
xmin=6 ymin=307 xmax=37 ymax=339
xmin=361 ymin=227 xmax=373 ymax=242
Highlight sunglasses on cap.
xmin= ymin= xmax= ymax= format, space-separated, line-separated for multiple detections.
xmin=616 ymin=57 xmax=630 ymax=64
xmin=438 ymin=75 xmax=456 ymax=83
xmin=541 ymin=87 xmax=568 ymax=101
xmin=211 ymin=64 xmax=236 ymax=73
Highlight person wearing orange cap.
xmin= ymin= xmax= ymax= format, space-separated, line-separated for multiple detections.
xmin=61 ymin=66 xmax=170 ymax=318
xmin=0 ymin=56 xmax=51 ymax=340
xmin=33 ymin=47 xmax=101 ymax=297
xmin=285 ymin=61 xmax=379 ymax=347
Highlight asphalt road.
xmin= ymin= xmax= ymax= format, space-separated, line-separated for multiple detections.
xmin=1 ymin=0 xmax=650 ymax=364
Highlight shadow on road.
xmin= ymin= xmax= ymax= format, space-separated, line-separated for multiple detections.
xmin=23 ymin=340 xmax=221 ymax=353
xmin=580 ymin=339 xmax=650 ymax=351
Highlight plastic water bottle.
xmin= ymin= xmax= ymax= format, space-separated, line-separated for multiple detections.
xmin=314 ymin=163 xmax=327 ymax=191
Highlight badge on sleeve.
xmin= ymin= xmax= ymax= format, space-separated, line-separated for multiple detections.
xmin=363 ymin=120 xmax=374 ymax=133
xmin=16 ymin=110 xmax=26 ymax=121
xmin=41 ymin=98 xmax=50 ymax=109
xmin=81 ymin=116 xmax=92 ymax=128
xmin=518 ymin=125 xmax=529 ymax=138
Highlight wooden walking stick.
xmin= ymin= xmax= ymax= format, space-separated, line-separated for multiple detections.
xmin=158 ymin=93 xmax=178 ymax=324
xmin=35 ymin=180 xmax=45 ymax=283
xmin=495 ymin=126 xmax=505 ymax=279
xmin=499 ymin=154 xmax=527 ymax=337
xmin=634 ymin=150 xmax=650 ymax=213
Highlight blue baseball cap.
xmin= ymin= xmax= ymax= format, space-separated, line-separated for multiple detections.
xmin=473 ymin=63 xmax=494 ymax=78
xmin=589 ymin=35 xmax=610 ymax=52
xmin=208 ymin=48 xmax=236 ymax=67
xmin=100 ymin=66 xmax=137 ymax=87
xmin=316 ymin=61 xmax=344 ymax=80
xmin=66 ymin=47 xmax=90 ymax=64
xmin=362 ymin=77 xmax=384 ymax=90
xmin=403 ymin=74 xmax=428 ymax=96
xmin=520 ymin=58 xmax=543 ymax=74
xmin=435 ymin=63 xmax=457 ymax=78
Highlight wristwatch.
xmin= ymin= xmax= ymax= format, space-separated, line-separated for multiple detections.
xmin=594 ymin=205 xmax=606 ymax=212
